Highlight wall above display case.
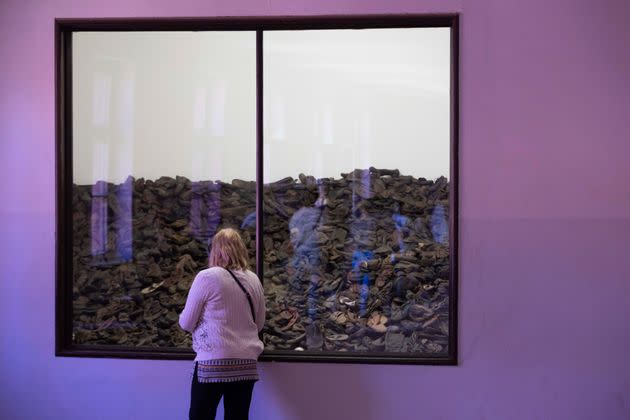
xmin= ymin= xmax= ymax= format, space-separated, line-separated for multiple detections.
xmin=56 ymin=15 xmax=459 ymax=364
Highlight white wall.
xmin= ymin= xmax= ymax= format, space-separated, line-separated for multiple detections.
xmin=73 ymin=29 xmax=450 ymax=185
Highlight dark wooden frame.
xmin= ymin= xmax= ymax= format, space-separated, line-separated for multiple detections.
xmin=56 ymin=14 xmax=460 ymax=365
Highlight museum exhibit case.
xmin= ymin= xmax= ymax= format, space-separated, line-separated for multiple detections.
xmin=56 ymin=16 xmax=459 ymax=364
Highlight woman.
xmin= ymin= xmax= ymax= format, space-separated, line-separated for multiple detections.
xmin=179 ymin=228 xmax=266 ymax=420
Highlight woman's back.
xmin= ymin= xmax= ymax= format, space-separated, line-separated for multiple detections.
xmin=180 ymin=267 xmax=265 ymax=361
xmin=180 ymin=227 xmax=265 ymax=420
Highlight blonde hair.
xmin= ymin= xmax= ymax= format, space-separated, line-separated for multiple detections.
xmin=208 ymin=228 xmax=250 ymax=270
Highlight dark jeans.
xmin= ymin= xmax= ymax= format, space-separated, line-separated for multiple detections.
xmin=189 ymin=363 xmax=256 ymax=420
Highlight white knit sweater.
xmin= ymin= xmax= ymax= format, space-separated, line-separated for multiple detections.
xmin=179 ymin=267 xmax=266 ymax=361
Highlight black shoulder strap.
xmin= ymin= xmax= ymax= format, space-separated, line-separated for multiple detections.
xmin=225 ymin=268 xmax=256 ymax=323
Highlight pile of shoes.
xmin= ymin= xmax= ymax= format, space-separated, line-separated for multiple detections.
xmin=262 ymin=168 xmax=449 ymax=354
xmin=71 ymin=168 xmax=449 ymax=355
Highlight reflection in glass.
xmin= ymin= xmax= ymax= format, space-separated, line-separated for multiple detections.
xmin=262 ymin=28 xmax=451 ymax=355
xmin=71 ymin=32 xmax=256 ymax=347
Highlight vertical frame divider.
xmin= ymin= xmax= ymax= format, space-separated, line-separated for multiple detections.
xmin=256 ymin=30 xmax=264 ymax=282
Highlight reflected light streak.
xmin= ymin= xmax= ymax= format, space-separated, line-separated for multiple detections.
xmin=270 ymin=98 xmax=285 ymax=141
xmin=193 ymin=86 xmax=207 ymax=131
xmin=352 ymin=250 xmax=374 ymax=317
xmin=115 ymin=177 xmax=133 ymax=262
xmin=91 ymin=143 xmax=109 ymax=257
xmin=116 ymin=72 xmax=134 ymax=262
xmin=431 ymin=204 xmax=448 ymax=244
xmin=92 ymin=72 xmax=112 ymax=127
xmin=392 ymin=213 xmax=410 ymax=252
xmin=209 ymin=81 xmax=226 ymax=137
xmin=189 ymin=181 xmax=221 ymax=243
xmin=90 ymin=181 xmax=108 ymax=257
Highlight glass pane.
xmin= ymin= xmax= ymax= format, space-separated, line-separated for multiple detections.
xmin=71 ymin=32 xmax=256 ymax=348
xmin=263 ymin=28 xmax=451 ymax=356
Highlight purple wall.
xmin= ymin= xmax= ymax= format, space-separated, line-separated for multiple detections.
xmin=1 ymin=0 xmax=629 ymax=419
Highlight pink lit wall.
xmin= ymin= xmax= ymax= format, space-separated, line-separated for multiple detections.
xmin=1 ymin=0 xmax=629 ymax=419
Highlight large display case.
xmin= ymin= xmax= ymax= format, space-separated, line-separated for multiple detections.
xmin=56 ymin=16 xmax=459 ymax=364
